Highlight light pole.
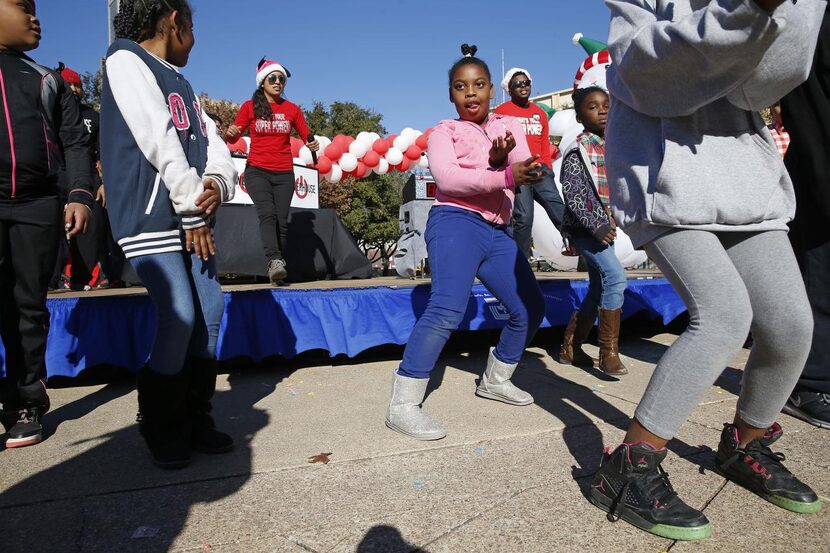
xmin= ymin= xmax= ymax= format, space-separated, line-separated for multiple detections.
xmin=107 ymin=0 xmax=120 ymax=45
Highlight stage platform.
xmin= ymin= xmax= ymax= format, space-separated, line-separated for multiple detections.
xmin=14 ymin=272 xmax=685 ymax=379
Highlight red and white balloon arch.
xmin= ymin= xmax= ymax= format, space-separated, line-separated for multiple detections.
xmin=229 ymin=128 xmax=432 ymax=183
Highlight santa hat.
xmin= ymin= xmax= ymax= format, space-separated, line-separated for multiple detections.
xmin=59 ymin=66 xmax=81 ymax=85
xmin=501 ymin=67 xmax=533 ymax=93
xmin=572 ymin=33 xmax=611 ymax=90
xmin=256 ymin=57 xmax=291 ymax=88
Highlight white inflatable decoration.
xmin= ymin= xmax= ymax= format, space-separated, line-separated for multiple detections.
xmin=531 ymin=32 xmax=647 ymax=269
xmin=298 ymin=145 xmax=314 ymax=166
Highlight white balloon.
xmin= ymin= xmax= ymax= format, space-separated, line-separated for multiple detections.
xmin=356 ymin=131 xmax=370 ymax=143
xmin=373 ymin=158 xmax=389 ymax=175
xmin=348 ymin=140 xmax=368 ymax=158
xmin=298 ymin=146 xmax=314 ymax=165
xmin=368 ymin=132 xmax=381 ymax=142
xmin=400 ymin=127 xmax=417 ymax=139
xmin=385 ymin=147 xmax=403 ymax=165
xmin=392 ymin=135 xmax=412 ymax=151
xmin=358 ymin=133 xmax=375 ymax=150
xmin=339 ymin=152 xmax=358 ymax=172
xmin=315 ymin=135 xmax=331 ymax=150
xmin=418 ymin=153 xmax=430 ymax=168
xmin=327 ymin=164 xmax=343 ymax=183
xmin=293 ymin=157 xmax=306 ymax=166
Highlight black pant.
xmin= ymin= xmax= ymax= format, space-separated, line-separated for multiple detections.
xmin=790 ymin=201 xmax=830 ymax=394
xmin=244 ymin=165 xmax=294 ymax=261
xmin=0 ymin=196 xmax=60 ymax=407
xmin=511 ymin=165 xmax=565 ymax=258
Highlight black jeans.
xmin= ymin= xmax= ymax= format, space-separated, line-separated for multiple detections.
xmin=0 ymin=196 xmax=61 ymax=407
xmin=244 ymin=165 xmax=294 ymax=261
xmin=511 ymin=165 xmax=565 ymax=258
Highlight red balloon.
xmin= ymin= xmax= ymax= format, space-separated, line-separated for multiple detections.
xmin=333 ymin=134 xmax=349 ymax=148
xmin=315 ymin=155 xmax=332 ymax=174
xmin=324 ymin=142 xmax=343 ymax=161
xmin=355 ymin=161 xmax=367 ymax=178
xmin=290 ymin=137 xmax=302 ymax=158
xmin=362 ymin=150 xmax=380 ymax=167
xmin=386 ymin=134 xmax=397 ymax=146
xmin=415 ymin=133 xmax=429 ymax=150
xmin=397 ymin=157 xmax=412 ymax=172
xmin=372 ymin=138 xmax=390 ymax=155
xmin=344 ymin=135 xmax=355 ymax=147
xmin=405 ymin=145 xmax=422 ymax=161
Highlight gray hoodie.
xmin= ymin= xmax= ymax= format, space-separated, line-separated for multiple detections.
xmin=604 ymin=0 xmax=826 ymax=248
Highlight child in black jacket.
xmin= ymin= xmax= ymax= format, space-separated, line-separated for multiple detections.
xmin=0 ymin=0 xmax=93 ymax=447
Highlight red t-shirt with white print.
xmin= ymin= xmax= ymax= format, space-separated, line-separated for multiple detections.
xmin=233 ymin=99 xmax=310 ymax=172
xmin=494 ymin=101 xmax=552 ymax=168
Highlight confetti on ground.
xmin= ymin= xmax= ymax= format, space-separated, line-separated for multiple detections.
xmin=289 ymin=389 xmax=298 ymax=398
xmin=308 ymin=452 xmax=333 ymax=464
xmin=307 ymin=392 xmax=315 ymax=397
xmin=131 ymin=527 xmax=159 ymax=539
xmin=414 ymin=481 xmax=425 ymax=489
xmin=473 ymin=447 xmax=484 ymax=455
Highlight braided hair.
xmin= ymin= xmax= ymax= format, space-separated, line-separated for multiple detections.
xmin=447 ymin=44 xmax=491 ymax=86
xmin=113 ymin=0 xmax=192 ymax=43
xmin=572 ymin=86 xmax=608 ymax=119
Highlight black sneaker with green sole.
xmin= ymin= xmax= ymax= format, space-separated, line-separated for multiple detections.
xmin=714 ymin=423 xmax=822 ymax=514
xmin=590 ymin=442 xmax=712 ymax=541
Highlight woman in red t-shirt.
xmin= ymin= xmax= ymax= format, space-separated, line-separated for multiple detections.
xmin=226 ymin=58 xmax=319 ymax=284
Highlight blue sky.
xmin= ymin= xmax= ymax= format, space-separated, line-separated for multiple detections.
xmin=33 ymin=0 xmax=612 ymax=134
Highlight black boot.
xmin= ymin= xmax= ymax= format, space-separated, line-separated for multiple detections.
xmin=590 ymin=442 xmax=712 ymax=541
xmin=187 ymin=357 xmax=233 ymax=454
xmin=715 ymin=423 xmax=821 ymax=513
xmin=136 ymin=366 xmax=191 ymax=469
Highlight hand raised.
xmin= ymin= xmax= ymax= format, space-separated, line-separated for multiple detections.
xmin=511 ymin=155 xmax=543 ymax=186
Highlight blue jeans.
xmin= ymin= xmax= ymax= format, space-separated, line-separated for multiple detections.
xmin=398 ymin=206 xmax=545 ymax=379
xmin=569 ymin=235 xmax=626 ymax=316
xmin=130 ymin=250 xmax=224 ymax=376
xmin=512 ymin=166 xmax=565 ymax=258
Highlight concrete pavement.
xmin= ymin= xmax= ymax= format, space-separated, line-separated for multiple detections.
xmin=0 ymin=328 xmax=827 ymax=552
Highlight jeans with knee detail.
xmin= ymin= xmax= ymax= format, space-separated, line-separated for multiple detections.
xmin=130 ymin=249 xmax=225 ymax=376
xmin=569 ymin=235 xmax=627 ymax=316
xmin=397 ymin=206 xmax=545 ymax=379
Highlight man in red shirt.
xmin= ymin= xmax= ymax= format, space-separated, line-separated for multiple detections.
xmin=494 ymin=68 xmax=564 ymax=258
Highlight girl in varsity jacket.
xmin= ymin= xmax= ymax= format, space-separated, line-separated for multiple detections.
xmin=100 ymin=0 xmax=237 ymax=469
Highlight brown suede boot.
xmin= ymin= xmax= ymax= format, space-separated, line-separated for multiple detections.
xmin=559 ymin=311 xmax=595 ymax=367
xmin=598 ymin=308 xmax=628 ymax=375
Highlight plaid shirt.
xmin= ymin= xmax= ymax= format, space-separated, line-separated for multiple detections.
xmin=577 ymin=131 xmax=609 ymax=203
xmin=769 ymin=124 xmax=790 ymax=158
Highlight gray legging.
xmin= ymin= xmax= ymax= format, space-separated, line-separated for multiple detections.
xmin=636 ymin=229 xmax=813 ymax=440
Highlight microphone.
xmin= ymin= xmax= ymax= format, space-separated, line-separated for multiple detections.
xmin=307 ymin=134 xmax=318 ymax=165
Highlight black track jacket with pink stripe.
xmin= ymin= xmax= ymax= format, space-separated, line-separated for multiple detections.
xmin=0 ymin=50 xmax=94 ymax=206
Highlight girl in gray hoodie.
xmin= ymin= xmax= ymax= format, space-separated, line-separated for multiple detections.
xmin=588 ymin=0 xmax=826 ymax=541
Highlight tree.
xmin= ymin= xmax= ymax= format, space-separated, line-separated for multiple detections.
xmin=197 ymin=93 xmax=241 ymax=137
xmin=303 ymin=100 xmax=389 ymax=220
xmin=81 ymin=67 xmax=104 ymax=110
xmin=303 ymin=100 xmax=386 ymax=139
xmin=340 ymin=173 xmax=405 ymax=275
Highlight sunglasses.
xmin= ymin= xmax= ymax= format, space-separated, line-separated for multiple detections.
xmin=266 ymin=74 xmax=286 ymax=85
xmin=511 ymin=79 xmax=531 ymax=89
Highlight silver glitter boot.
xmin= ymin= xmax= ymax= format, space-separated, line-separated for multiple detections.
xmin=475 ymin=347 xmax=533 ymax=406
xmin=385 ymin=373 xmax=447 ymax=440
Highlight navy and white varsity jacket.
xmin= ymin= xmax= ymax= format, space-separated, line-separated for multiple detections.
xmin=0 ymin=50 xmax=94 ymax=205
xmin=100 ymin=39 xmax=236 ymax=259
